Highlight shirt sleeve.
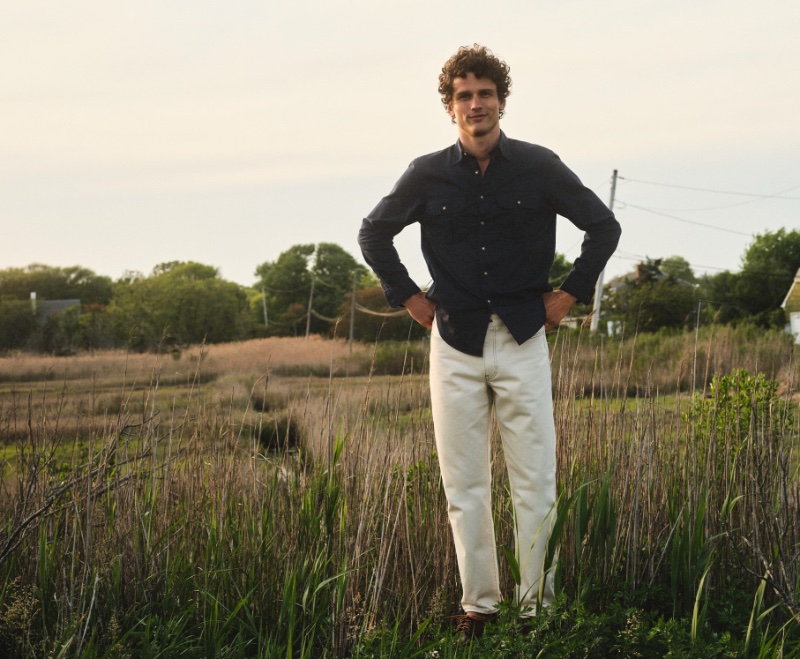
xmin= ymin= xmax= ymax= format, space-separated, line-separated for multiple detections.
xmin=541 ymin=152 xmax=622 ymax=303
xmin=357 ymin=163 xmax=424 ymax=307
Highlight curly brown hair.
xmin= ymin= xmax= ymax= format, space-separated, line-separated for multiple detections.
xmin=438 ymin=44 xmax=512 ymax=109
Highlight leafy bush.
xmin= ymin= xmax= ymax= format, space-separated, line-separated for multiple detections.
xmin=371 ymin=340 xmax=429 ymax=376
xmin=0 ymin=298 xmax=36 ymax=352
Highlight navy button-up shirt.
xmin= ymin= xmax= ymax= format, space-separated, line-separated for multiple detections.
xmin=358 ymin=132 xmax=622 ymax=356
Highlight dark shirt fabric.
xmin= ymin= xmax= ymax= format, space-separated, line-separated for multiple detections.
xmin=358 ymin=132 xmax=622 ymax=356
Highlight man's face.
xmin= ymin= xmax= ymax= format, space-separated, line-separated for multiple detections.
xmin=447 ymin=72 xmax=505 ymax=140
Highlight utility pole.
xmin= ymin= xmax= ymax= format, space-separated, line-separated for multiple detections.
xmin=591 ymin=169 xmax=618 ymax=333
xmin=261 ymin=288 xmax=268 ymax=327
xmin=305 ymin=277 xmax=315 ymax=339
xmin=305 ymin=244 xmax=318 ymax=339
xmin=349 ymin=271 xmax=357 ymax=354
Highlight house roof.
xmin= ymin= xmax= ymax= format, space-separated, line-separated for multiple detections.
xmin=781 ymin=268 xmax=800 ymax=312
xmin=34 ymin=299 xmax=81 ymax=325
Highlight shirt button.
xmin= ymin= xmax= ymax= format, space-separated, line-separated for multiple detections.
xmin=487 ymin=299 xmax=492 ymax=304
xmin=480 ymin=221 xmax=485 ymax=225
xmin=517 ymin=200 xmax=522 ymax=205
xmin=481 ymin=246 xmax=486 ymax=251
xmin=483 ymin=271 xmax=488 ymax=276
xmin=442 ymin=205 xmax=447 ymax=210
xmin=474 ymin=170 xmax=480 ymax=175
xmin=480 ymin=195 xmax=484 ymax=199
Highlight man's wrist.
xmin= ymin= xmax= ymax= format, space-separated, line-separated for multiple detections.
xmin=402 ymin=291 xmax=425 ymax=307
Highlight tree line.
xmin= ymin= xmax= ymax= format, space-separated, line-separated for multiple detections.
xmin=0 ymin=244 xmax=422 ymax=354
xmin=0 ymin=230 xmax=797 ymax=354
xmin=605 ymin=228 xmax=800 ymax=333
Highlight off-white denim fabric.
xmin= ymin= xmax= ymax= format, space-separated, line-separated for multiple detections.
xmin=430 ymin=314 xmax=557 ymax=615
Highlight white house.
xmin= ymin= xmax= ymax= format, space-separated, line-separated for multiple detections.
xmin=780 ymin=268 xmax=800 ymax=344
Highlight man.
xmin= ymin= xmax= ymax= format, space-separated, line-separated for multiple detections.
xmin=358 ymin=44 xmax=621 ymax=641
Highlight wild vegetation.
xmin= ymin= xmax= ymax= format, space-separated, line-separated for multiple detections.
xmin=0 ymin=327 xmax=798 ymax=657
xmin=2 ymin=227 xmax=799 ymax=355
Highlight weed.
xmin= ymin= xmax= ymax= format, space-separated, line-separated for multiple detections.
xmin=0 ymin=333 xmax=797 ymax=656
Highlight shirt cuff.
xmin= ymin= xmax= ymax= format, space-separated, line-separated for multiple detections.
xmin=384 ymin=279 xmax=421 ymax=308
xmin=559 ymin=276 xmax=596 ymax=305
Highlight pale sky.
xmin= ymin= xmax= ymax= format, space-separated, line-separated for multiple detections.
xmin=3 ymin=1 xmax=799 ymax=289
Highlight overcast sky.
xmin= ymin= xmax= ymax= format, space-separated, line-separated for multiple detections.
xmin=3 ymin=1 xmax=799 ymax=289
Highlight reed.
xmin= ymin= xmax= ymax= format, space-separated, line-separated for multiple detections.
xmin=0 ymin=328 xmax=797 ymax=656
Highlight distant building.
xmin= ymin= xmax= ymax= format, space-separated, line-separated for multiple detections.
xmin=780 ymin=268 xmax=800 ymax=344
xmin=31 ymin=293 xmax=81 ymax=326
xmin=560 ymin=315 xmax=582 ymax=330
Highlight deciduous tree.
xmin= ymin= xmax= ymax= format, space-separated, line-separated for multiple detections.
xmin=0 ymin=297 xmax=37 ymax=351
xmin=254 ymin=244 xmax=367 ymax=336
xmin=736 ymin=228 xmax=800 ymax=325
xmin=609 ymin=258 xmax=696 ymax=332
xmin=109 ymin=262 xmax=251 ymax=350
xmin=0 ymin=264 xmax=113 ymax=304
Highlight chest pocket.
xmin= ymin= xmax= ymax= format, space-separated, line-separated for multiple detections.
xmin=496 ymin=190 xmax=545 ymax=239
xmin=422 ymin=197 xmax=478 ymax=243
xmin=496 ymin=190 xmax=545 ymax=213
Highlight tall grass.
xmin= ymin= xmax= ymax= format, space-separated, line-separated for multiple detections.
xmin=0 ymin=327 xmax=797 ymax=656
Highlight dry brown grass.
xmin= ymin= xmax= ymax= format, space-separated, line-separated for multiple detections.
xmin=201 ymin=336 xmax=369 ymax=375
xmin=0 ymin=337 xmax=430 ymax=469
xmin=0 ymin=335 xmax=371 ymax=383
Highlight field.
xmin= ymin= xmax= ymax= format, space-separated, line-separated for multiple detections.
xmin=0 ymin=327 xmax=798 ymax=657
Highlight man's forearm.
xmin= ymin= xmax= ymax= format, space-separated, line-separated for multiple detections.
xmin=560 ymin=217 xmax=622 ymax=303
xmin=357 ymin=221 xmax=420 ymax=307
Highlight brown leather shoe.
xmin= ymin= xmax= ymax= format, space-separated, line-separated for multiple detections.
xmin=455 ymin=611 xmax=497 ymax=643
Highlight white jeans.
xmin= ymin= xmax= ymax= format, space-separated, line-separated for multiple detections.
xmin=430 ymin=314 xmax=556 ymax=615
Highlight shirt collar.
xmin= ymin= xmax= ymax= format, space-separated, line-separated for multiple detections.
xmin=448 ymin=131 xmax=512 ymax=166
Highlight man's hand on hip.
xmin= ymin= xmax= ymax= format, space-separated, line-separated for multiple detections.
xmin=403 ymin=291 xmax=436 ymax=329
xmin=542 ymin=289 xmax=577 ymax=332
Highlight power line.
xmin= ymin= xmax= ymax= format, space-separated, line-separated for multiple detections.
xmin=619 ymin=177 xmax=800 ymax=200
xmin=262 ymin=283 xmax=307 ymax=295
xmin=609 ymin=250 xmax=800 ymax=282
xmin=623 ymin=197 xmax=788 ymax=213
xmin=608 ymin=253 xmax=729 ymax=275
xmin=311 ymin=275 xmax=345 ymax=290
xmin=597 ymin=174 xmax=798 ymax=288
xmin=618 ymin=201 xmax=753 ymax=237
xmin=354 ymin=303 xmax=407 ymax=317
xmin=612 ymin=253 xmax=798 ymax=285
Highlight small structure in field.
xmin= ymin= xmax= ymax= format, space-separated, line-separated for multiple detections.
xmin=30 ymin=292 xmax=81 ymax=326
xmin=781 ymin=268 xmax=800 ymax=344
